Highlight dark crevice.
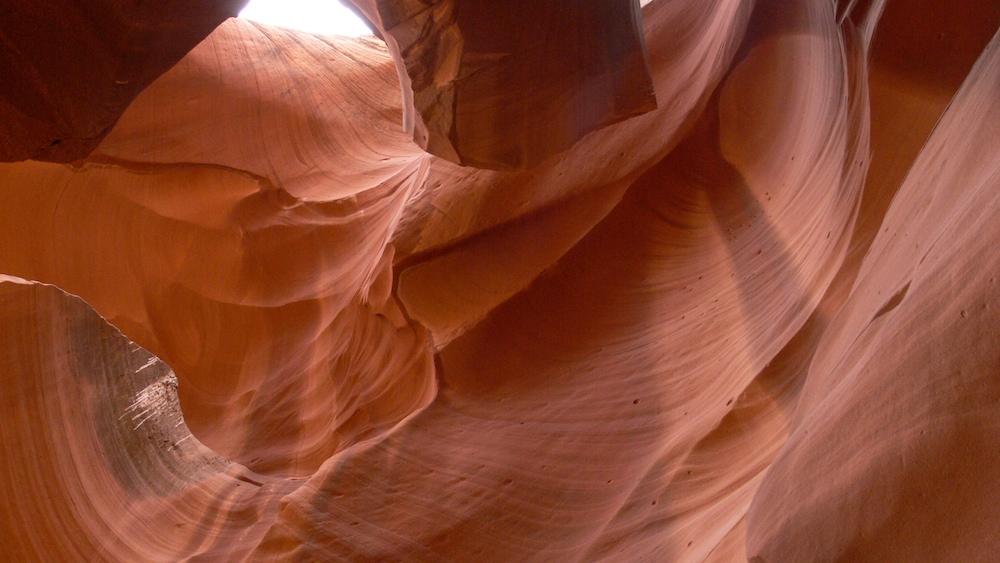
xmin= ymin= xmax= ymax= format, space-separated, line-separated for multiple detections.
xmin=872 ymin=280 xmax=911 ymax=320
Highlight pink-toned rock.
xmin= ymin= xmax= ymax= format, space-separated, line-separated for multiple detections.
xmin=1 ymin=1 xmax=999 ymax=560
xmin=344 ymin=0 xmax=657 ymax=170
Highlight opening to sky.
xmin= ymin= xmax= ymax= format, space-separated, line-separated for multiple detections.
xmin=239 ymin=0 xmax=374 ymax=37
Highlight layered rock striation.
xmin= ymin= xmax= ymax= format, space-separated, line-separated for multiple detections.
xmin=1 ymin=0 xmax=999 ymax=560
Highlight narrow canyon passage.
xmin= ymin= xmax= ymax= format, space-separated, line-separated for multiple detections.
xmin=1 ymin=0 xmax=1000 ymax=561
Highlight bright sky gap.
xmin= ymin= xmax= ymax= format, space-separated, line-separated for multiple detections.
xmin=238 ymin=0 xmax=374 ymax=37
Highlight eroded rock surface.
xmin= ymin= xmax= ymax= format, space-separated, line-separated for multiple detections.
xmin=345 ymin=0 xmax=657 ymax=169
xmin=1 ymin=0 xmax=999 ymax=560
xmin=0 ymin=0 xmax=248 ymax=162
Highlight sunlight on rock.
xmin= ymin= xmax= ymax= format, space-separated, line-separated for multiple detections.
xmin=2 ymin=0 xmax=1000 ymax=560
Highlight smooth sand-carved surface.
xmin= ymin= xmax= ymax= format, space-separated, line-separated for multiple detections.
xmin=1 ymin=0 xmax=999 ymax=560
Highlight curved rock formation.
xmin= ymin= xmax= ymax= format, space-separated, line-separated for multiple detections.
xmin=0 ymin=0 xmax=248 ymax=162
xmin=345 ymin=0 xmax=657 ymax=170
xmin=0 ymin=275 xmax=288 ymax=560
xmin=1 ymin=0 xmax=999 ymax=560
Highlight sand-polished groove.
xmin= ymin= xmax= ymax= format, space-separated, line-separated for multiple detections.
xmin=1 ymin=0 xmax=1000 ymax=560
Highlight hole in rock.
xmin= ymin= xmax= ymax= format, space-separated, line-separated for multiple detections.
xmin=239 ymin=0 xmax=374 ymax=37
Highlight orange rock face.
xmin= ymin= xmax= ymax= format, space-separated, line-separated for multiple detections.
xmin=1 ymin=0 xmax=999 ymax=560
xmin=0 ymin=0 xmax=248 ymax=162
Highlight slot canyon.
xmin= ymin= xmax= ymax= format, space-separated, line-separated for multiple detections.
xmin=2 ymin=0 xmax=1000 ymax=560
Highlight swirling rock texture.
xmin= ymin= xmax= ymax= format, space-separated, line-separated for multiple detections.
xmin=1 ymin=0 xmax=1000 ymax=560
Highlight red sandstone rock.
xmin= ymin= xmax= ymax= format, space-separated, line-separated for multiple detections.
xmin=1 ymin=0 xmax=999 ymax=560
xmin=343 ymin=0 xmax=657 ymax=170
xmin=0 ymin=0 xmax=247 ymax=163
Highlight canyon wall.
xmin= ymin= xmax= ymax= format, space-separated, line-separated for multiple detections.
xmin=1 ymin=0 xmax=999 ymax=560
